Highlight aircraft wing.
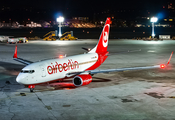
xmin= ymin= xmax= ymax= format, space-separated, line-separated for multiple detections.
xmin=67 ymin=52 xmax=173 ymax=76
xmin=66 ymin=64 xmax=164 ymax=76
xmin=88 ymin=65 xmax=160 ymax=74
xmin=13 ymin=46 xmax=33 ymax=65
xmin=88 ymin=51 xmax=173 ymax=74
xmin=13 ymin=58 xmax=33 ymax=65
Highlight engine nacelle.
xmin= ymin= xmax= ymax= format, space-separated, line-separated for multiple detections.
xmin=73 ymin=74 xmax=92 ymax=86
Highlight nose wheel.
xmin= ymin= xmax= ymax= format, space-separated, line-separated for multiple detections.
xmin=30 ymin=88 xmax=34 ymax=92
xmin=28 ymin=85 xmax=35 ymax=92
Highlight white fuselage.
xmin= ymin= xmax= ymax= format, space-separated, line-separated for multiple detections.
xmin=16 ymin=53 xmax=98 ymax=85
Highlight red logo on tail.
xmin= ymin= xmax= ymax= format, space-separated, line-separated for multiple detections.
xmin=102 ymin=25 xmax=109 ymax=47
xmin=95 ymin=17 xmax=110 ymax=53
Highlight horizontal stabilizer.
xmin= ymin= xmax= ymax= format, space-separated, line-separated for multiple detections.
xmin=82 ymin=47 xmax=91 ymax=52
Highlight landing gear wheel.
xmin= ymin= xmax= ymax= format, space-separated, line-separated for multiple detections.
xmin=28 ymin=85 xmax=35 ymax=92
xmin=30 ymin=88 xmax=34 ymax=92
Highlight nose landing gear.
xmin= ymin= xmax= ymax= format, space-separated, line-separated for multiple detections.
xmin=28 ymin=85 xmax=35 ymax=92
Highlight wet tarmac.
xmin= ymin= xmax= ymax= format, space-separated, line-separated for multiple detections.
xmin=0 ymin=39 xmax=175 ymax=120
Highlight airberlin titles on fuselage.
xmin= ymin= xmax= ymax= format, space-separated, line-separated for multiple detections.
xmin=47 ymin=59 xmax=79 ymax=74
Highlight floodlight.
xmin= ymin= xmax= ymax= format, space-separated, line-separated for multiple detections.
xmin=57 ymin=16 xmax=64 ymax=23
xmin=57 ymin=16 xmax=64 ymax=38
xmin=150 ymin=17 xmax=158 ymax=38
xmin=150 ymin=17 xmax=158 ymax=23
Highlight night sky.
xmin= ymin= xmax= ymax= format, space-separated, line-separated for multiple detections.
xmin=0 ymin=0 xmax=174 ymax=21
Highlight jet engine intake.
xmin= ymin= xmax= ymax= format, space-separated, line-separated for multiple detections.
xmin=73 ymin=74 xmax=92 ymax=86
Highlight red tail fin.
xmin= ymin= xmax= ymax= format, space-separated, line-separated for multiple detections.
xmin=89 ymin=17 xmax=110 ymax=53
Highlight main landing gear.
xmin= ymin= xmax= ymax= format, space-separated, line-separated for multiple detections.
xmin=28 ymin=85 xmax=35 ymax=92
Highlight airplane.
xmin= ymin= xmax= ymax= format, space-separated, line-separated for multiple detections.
xmin=13 ymin=17 xmax=173 ymax=92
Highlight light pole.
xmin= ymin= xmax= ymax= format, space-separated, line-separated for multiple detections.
xmin=57 ymin=16 xmax=64 ymax=38
xmin=150 ymin=17 xmax=158 ymax=38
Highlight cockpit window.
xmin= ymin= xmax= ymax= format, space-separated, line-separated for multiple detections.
xmin=21 ymin=70 xmax=35 ymax=73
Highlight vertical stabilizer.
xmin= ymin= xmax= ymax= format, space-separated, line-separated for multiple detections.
xmin=89 ymin=17 xmax=110 ymax=53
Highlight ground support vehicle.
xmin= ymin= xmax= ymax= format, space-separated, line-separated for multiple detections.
xmin=43 ymin=31 xmax=57 ymax=41
xmin=60 ymin=31 xmax=78 ymax=40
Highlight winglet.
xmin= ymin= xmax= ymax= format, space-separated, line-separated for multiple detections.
xmin=167 ymin=51 xmax=173 ymax=65
xmin=160 ymin=52 xmax=173 ymax=69
xmin=13 ymin=46 xmax=18 ymax=58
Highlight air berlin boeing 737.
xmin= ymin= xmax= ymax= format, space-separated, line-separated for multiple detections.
xmin=13 ymin=18 xmax=173 ymax=92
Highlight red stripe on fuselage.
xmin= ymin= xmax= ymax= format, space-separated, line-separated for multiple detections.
xmin=85 ymin=52 xmax=109 ymax=71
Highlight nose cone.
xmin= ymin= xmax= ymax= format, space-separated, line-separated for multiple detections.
xmin=16 ymin=73 xmax=26 ymax=84
xmin=16 ymin=74 xmax=22 ymax=84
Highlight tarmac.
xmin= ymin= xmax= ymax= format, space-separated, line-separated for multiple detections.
xmin=0 ymin=39 xmax=175 ymax=120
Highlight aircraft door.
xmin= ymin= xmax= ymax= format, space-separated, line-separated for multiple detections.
xmin=40 ymin=65 xmax=46 ymax=77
